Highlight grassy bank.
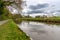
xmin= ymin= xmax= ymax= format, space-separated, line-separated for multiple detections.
xmin=0 ymin=20 xmax=30 ymax=40
xmin=18 ymin=17 xmax=60 ymax=23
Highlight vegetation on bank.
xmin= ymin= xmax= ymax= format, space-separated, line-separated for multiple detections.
xmin=17 ymin=16 xmax=60 ymax=23
xmin=0 ymin=20 xmax=30 ymax=40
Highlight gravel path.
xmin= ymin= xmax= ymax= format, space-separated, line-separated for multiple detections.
xmin=0 ymin=20 xmax=8 ymax=25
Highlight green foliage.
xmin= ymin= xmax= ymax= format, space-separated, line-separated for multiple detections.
xmin=0 ymin=0 xmax=12 ymax=16
xmin=12 ymin=14 xmax=22 ymax=19
xmin=12 ymin=14 xmax=23 ymax=23
xmin=0 ymin=8 xmax=13 ymax=20
xmin=35 ymin=16 xmax=41 ymax=18
xmin=0 ymin=0 xmax=23 ymax=20
xmin=0 ymin=0 xmax=4 ymax=15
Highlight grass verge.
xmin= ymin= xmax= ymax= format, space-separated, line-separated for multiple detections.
xmin=0 ymin=20 xmax=30 ymax=40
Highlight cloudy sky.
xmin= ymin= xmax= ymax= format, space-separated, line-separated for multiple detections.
xmin=22 ymin=0 xmax=60 ymax=17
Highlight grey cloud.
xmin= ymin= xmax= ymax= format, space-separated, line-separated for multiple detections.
xmin=27 ymin=10 xmax=45 ymax=14
xmin=50 ymin=10 xmax=60 ymax=13
xmin=26 ymin=3 xmax=60 ymax=16
xmin=29 ymin=3 xmax=49 ymax=10
xmin=26 ymin=3 xmax=50 ymax=14
xmin=55 ymin=10 xmax=60 ymax=12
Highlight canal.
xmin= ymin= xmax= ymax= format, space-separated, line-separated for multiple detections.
xmin=18 ymin=21 xmax=60 ymax=40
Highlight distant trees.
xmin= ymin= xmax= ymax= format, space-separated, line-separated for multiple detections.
xmin=24 ymin=15 xmax=32 ymax=18
xmin=35 ymin=16 xmax=41 ymax=18
xmin=35 ymin=15 xmax=47 ymax=18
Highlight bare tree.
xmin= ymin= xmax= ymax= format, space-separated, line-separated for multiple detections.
xmin=4 ymin=0 xmax=23 ymax=14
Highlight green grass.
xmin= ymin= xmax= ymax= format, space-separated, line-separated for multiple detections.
xmin=0 ymin=20 xmax=30 ymax=40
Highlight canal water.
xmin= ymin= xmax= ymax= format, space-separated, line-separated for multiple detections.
xmin=18 ymin=21 xmax=60 ymax=40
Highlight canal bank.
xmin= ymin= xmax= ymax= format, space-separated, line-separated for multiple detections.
xmin=0 ymin=20 xmax=30 ymax=40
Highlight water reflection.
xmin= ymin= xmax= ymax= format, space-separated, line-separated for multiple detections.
xmin=18 ymin=21 xmax=60 ymax=40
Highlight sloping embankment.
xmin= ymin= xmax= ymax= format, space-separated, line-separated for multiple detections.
xmin=0 ymin=20 xmax=30 ymax=40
